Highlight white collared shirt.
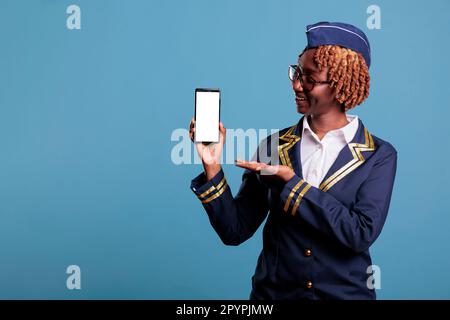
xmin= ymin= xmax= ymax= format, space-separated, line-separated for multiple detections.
xmin=300 ymin=114 xmax=359 ymax=188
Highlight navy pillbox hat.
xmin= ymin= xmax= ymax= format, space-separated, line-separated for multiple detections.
xmin=305 ymin=21 xmax=371 ymax=68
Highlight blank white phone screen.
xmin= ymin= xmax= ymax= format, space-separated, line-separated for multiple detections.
xmin=195 ymin=91 xmax=220 ymax=142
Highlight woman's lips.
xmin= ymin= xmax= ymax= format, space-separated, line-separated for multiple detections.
xmin=296 ymin=97 xmax=309 ymax=104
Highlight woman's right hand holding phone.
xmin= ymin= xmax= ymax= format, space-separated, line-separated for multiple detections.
xmin=189 ymin=117 xmax=226 ymax=181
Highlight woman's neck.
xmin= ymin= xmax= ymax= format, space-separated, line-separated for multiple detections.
xmin=307 ymin=112 xmax=349 ymax=140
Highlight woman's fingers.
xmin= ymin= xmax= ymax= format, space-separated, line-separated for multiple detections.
xmin=218 ymin=121 xmax=226 ymax=144
xmin=189 ymin=117 xmax=196 ymax=142
xmin=219 ymin=122 xmax=225 ymax=133
xmin=235 ymin=160 xmax=266 ymax=171
xmin=189 ymin=128 xmax=196 ymax=142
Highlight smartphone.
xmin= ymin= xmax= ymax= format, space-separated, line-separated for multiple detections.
xmin=194 ymin=88 xmax=221 ymax=143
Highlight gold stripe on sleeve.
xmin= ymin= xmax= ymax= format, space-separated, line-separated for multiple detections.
xmin=291 ymin=183 xmax=312 ymax=215
xmin=283 ymin=179 xmax=304 ymax=212
xmin=197 ymin=177 xmax=226 ymax=200
xmin=201 ymin=181 xmax=228 ymax=204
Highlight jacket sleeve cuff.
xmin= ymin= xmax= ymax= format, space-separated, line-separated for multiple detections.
xmin=190 ymin=169 xmax=228 ymax=204
xmin=280 ymin=175 xmax=313 ymax=215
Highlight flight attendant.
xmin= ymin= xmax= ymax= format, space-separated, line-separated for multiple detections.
xmin=189 ymin=21 xmax=397 ymax=300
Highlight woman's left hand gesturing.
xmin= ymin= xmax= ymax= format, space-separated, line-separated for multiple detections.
xmin=235 ymin=159 xmax=295 ymax=184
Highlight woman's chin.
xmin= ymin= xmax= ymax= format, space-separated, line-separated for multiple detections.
xmin=296 ymin=99 xmax=311 ymax=114
xmin=296 ymin=105 xmax=309 ymax=114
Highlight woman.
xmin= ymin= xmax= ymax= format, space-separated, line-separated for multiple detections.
xmin=189 ymin=21 xmax=397 ymax=300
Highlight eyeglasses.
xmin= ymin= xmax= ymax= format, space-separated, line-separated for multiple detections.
xmin=288 ymin=65 xmax=331 ymax=91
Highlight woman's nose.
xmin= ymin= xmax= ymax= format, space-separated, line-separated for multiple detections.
xmin=292 ymin=79 xmax=304 ymax=92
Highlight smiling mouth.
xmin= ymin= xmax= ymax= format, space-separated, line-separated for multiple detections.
xmin=295 ymin=94 xmax=308 ymax=102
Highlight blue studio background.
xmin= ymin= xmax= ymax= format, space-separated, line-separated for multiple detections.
xmin=0 ymin=0 xmax=449 ymax=299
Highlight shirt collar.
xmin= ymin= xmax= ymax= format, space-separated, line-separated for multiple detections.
xmin=302 ymin=114 xmax=359 ymax=144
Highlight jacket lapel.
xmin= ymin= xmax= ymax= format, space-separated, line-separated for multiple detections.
xmin=277 ymin=117 xmax=304 ymax=178
xmin=318 ymin=118 xmax=376 ymax=192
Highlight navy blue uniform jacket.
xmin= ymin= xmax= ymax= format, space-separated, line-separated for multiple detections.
xmin=190 ymin=116 xmax=397 ymax=300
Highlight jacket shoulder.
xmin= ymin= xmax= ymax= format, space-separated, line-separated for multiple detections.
xmin=370 ymin=133 xmax=397 ymax=158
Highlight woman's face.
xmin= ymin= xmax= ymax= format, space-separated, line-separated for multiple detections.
xmin=293 ymin=48 xmax=339 ymax=115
